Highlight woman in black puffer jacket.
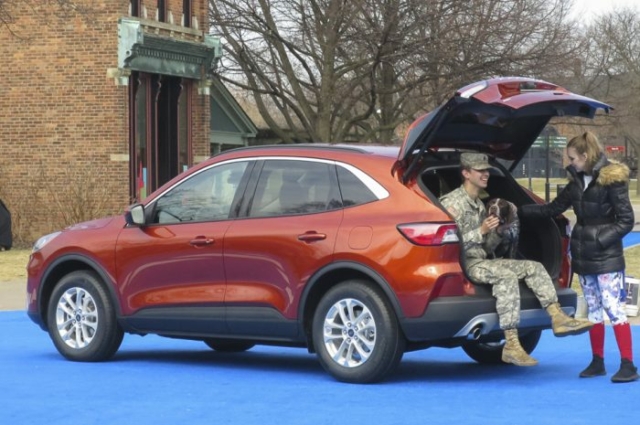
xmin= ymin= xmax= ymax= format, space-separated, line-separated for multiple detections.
xmin=520 ymin=131 xmax=637 ymax=383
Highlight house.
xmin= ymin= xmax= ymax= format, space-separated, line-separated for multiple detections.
xmin=0 ymin=0 xmax=255 ymax=243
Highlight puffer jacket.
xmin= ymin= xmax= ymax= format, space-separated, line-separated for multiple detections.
xmin=520 ymin=154 xmax=634 ymax=275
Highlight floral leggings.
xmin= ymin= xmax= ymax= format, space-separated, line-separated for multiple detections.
xmin=579 ymin=271 xmax=628 ymax=325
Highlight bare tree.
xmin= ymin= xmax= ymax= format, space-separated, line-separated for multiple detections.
xmin=573 ymin=7 xmax=640 ymax=193
xmin=210 ymin=0 xmax=580 ymax=144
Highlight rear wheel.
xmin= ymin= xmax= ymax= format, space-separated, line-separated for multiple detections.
xmin=462 ymin=330 xmax=542 ymax=364
xmin=312 ymin=280 xmax=405 ymax=383
xmin=204 ymin=339 xmax=255 ymax=352
xmin=47 ymin=270 xmax=124 ymax=361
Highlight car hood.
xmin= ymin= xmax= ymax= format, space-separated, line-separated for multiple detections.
xmin=65 ymin=217 xmax=115 ymax=231
xmin=399 ymin=77 xmax=612 ymax=170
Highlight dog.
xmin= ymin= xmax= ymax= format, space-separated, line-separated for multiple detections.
xmin=485 ymin=198 xmax=519 ymax=259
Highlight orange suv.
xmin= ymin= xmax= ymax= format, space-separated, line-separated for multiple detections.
xmin=27 ymin=77 xmax=611 ymax=383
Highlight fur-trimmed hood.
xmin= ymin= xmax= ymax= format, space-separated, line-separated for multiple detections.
xmin=566 ymin=155 xmax=630 ymax=186
xmin=596 ymin=160 xmax=630 ymax=186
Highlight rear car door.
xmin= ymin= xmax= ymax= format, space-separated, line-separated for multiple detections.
xmin=223 ymin=158 xmax=344 ymax=338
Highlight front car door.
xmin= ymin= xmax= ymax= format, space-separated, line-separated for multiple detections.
xmin=115 ymin=160 xmax=251 ymax=334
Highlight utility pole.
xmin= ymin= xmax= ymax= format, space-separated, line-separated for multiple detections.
xmin=545 ymin=133 xmax=550 ymax=202
xmin=528 ymin=147 xmax=532 ymax=190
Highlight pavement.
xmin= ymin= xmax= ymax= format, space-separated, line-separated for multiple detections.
xmin=0 ymin=279 xmax=24 ymax=311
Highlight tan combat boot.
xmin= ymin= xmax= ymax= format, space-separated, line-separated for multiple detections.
xmin=502 ymin=329 xmax=538 ymax=366
xmin=546 ymin=303 xmax=593 ymax=337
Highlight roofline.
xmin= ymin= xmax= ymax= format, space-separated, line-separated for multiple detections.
xmin=210 ymin=78 xmax=258 ymax=136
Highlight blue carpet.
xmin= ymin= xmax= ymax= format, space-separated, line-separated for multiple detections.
xmin=0 ymin=311 xmax=637 ymax=424
xmin=624 ymin=231 xmax=640 ymax=249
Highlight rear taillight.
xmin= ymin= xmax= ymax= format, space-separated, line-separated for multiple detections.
xmin=397 ymin=223 xmax=459 ymax=246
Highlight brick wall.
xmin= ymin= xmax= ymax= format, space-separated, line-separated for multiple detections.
xmin=188 ymin=0 xmax=212 ymax=162
xmin=0 ymin=0 xmax=210 ymax=244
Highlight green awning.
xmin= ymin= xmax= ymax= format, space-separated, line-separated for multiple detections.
xmin=117 ymin=17 xmax=222 ymax=80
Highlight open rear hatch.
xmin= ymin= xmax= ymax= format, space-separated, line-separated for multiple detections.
xmin=399 ymin=77 xmax=611 ymax=182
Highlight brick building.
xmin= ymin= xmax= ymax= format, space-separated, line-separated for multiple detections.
xmin=0 ymin=0 xmax=217 ymax=244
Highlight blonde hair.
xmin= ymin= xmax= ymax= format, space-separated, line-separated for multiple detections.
xmin=566 ymin=131 xmax=604 ymax=173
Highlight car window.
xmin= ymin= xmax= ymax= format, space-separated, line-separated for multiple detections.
xmin=152 ymin=161 xmax=249 ymax=224
xmin=336 ymin=165 xmax=378 ymax=206
xmin=248 ymin=160 xmax=341 ymax=217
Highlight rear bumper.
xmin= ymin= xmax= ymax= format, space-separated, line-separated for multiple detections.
xmin=400 ymin=286 xmax=577 ymax=342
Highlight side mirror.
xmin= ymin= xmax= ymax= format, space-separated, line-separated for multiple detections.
xmin=125 ymin=204 xmax=146 ymax=226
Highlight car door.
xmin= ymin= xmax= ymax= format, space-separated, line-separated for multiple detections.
xmin=223 ymin=158 xmax=344 ymax=338
xmin=115 ymin=160 xmax=251 ymax=333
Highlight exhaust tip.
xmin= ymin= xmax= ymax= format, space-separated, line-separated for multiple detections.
xmin=466 ymin=324 xmax=483 ymax=340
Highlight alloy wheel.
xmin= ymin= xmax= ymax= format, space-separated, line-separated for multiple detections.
xmin=54 ymin=287 xmax=99 ymax=349
xmin=322 ymin=298 xmax=377 ymax=368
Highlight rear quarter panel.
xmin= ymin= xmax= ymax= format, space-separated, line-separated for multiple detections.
xmin=332 ymin=174 xmax=463 ymax=318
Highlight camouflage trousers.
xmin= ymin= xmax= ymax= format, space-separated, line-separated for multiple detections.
xmin=467 ymin=258 xmax=559 ymax=330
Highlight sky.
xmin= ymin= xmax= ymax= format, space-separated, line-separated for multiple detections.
xmin=572 ymin=0 xmax=640 ymax=21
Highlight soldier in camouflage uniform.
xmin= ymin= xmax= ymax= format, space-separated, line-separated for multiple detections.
xmin=440 ymin=153 xmax=593 ymax=367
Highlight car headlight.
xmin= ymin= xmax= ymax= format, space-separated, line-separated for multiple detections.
xmin=32 ymin=231 xmax=62 ymax=253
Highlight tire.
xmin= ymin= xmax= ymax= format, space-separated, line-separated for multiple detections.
xmin=311 ymin=280 xmax=405 ymax=383
xmin=462 ymin=329 xmax=542 ymax=364
xmin=46 ymin=270 xmax=124 ymax=362
xmin=204 ymin=339 xmax=255 ymax=352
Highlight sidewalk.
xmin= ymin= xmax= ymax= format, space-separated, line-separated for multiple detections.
xmin=0 ymin=279 xmax=26 ymax=311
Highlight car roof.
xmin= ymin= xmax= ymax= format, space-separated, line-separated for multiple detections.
xmin=217 ymin=143 xmax=400 ymax=159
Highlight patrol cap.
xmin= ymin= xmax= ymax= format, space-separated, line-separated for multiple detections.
xmin=460 ymin=153 xmax=494 ymax=170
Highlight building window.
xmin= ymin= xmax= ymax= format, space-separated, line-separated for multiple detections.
xmin=178 ymin=79 xmax=192 ymax=173
xmin=130 ymin=0 xmax=141 ymax=17
xmin=183 ymin=0 xmax=192 ymax=27
xmin=129 ymin=73 xmax=193 ymax=201
xmin=157 ymin=0 xmax=166 ymax=22
xmin=130 ymin=73 xmax=150 ymax=200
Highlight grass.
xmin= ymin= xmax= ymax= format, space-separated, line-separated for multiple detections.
xmin=0 ymin=249 xmax=30 ymax=281
xmin=627 ymin=247 xmax=640 ymax=279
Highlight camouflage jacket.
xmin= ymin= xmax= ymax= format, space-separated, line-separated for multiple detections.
xmin=439 ymin=186 xmax=501 ymax=266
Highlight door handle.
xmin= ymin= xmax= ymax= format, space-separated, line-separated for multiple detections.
xmin=297 ymin=232 xmax=327 ymax=242
xmin=190 ymin=237 xmax=214 ymax=246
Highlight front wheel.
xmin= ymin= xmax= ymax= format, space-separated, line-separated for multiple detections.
xmin=462 ymin=330 xmax=542 ymax=364
xmin=47 ymin=270 xmax=124 ymax=362
xmin=312 ymin=280 xmax=405 ymax=383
